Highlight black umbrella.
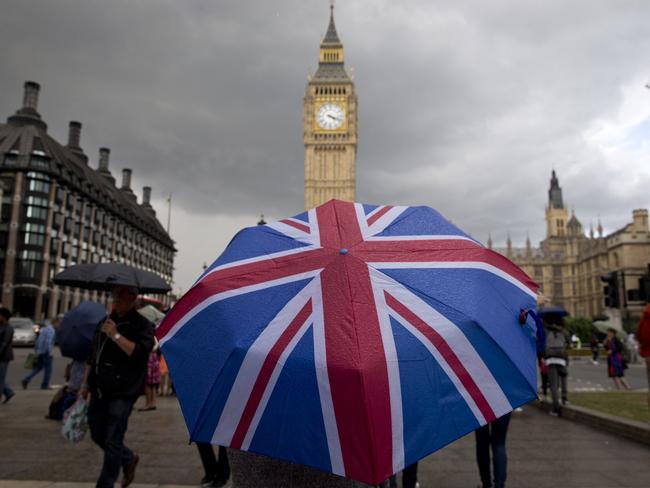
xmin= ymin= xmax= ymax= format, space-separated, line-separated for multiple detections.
xmin=53 ymin=263 xmax=171 ymax=294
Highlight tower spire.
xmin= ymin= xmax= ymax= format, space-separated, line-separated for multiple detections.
xmin=324 ymin=1 xmax=340 ymax=44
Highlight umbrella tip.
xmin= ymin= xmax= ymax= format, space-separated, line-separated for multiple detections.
xmin=339 ymin=248 xmax=348 ymax=255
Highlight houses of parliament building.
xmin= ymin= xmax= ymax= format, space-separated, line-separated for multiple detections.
xmin=493 ymin=171 xmax=650 ymax=324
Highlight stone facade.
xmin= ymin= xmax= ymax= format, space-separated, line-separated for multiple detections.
xmin=0 ymin=81 xmax=175 ymax=320
xmin=303 ymin=6 xmax=357 ymax=209
xmin=493 ymin=171 xmax=650 ymax=324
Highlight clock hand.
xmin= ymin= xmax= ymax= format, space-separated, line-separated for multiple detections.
xmin=327 ymin=114 xmax=341 ymax=121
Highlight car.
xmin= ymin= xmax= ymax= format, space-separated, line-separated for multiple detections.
xmin=10 ymin=317 xmax=39 ymax=347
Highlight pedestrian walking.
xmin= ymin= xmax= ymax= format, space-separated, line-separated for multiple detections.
xmin=80 ymin=285 xmax=155 ymax=488
xmin=604 ymin=328 xmax=631 ymax=390
xmin=590 ymin=333 xmax=600 ymax=365
xmin=197 ymin=442 xmax=230 ymax=488
xmin=636 ymin=301 xmax=650 ymax=409
xmin=158 ymin=353 xmax=171 ymax=396
xmin=626 ymin=332 xmax=639 ymax=364
xmin=139 ymin=340 xmax=160 ymax=411
xmin=22 ymin=315 xmax=60 ymax=390
xmin=0 ymin=307 xmax=15 ymax=404
xmin=475 ymin=413 xmax=512 ymax=488
xmin=542 ymin=313 xmax=569 ymax=416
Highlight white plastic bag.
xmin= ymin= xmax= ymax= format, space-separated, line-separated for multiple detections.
xmin=61 ymin=397 xmax=89 ymax=443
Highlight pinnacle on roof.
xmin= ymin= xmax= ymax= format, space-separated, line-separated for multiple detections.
xmin=323 ymin=4 xmax=342 ymax=45
xmin=548 ymin=169 xmax=564 ymax=209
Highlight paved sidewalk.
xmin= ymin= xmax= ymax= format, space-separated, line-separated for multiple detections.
xmin=1 ymin=390 xmax=649 ymax=487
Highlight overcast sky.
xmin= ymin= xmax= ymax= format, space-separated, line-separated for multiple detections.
xmin=2 ymin=0 xmax=649 ymax=292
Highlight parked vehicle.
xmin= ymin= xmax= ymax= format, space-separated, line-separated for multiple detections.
xmin=10 ymin=317 xmax=40 ymax=346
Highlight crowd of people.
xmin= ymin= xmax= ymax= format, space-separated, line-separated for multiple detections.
xmin=1 ymin=295 xmax=650 ymax=488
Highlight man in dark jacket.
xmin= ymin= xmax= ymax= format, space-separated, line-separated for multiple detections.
xmin=0 ymin=307 xmax=15 ymax=403
xmin=80 ymin=286 xmax=154 ymax=488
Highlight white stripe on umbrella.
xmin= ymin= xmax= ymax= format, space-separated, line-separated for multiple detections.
xmin=369 ymin=261 xmax=537 ymax=299
xmin=369 ymin=271 xmax=405 ymax=474
xmin=240 ymin=310 xmax=314 ymax=450
xmin=311 ymin=276 xmax=346 ymax=477
xmin=212 ymin=279 xmax=318 ymax=445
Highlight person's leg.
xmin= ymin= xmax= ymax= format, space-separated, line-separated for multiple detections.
xmin=150 ymin=384 xmax=157 ymax=408
xmin=541 ymin=368 xmax=548 ymax=397
xmin=613 ymin=377 xmax=622 ymax=390
xmin=548 ymin=365 xmax=560 ymax=413
xmin=41 ymin=355 xmax=53 ymax=389
xmin=644 ymin=356 xmax=650 ymax=408
xmin=96 ymin=399 xmax=135 ymax=488
xmin=475 ymin=424 xmax=492 ymax=487
xmin=402 ymin=462 xmax=418 ymax=488
xmin=216 ymin=445 xmax=230 ymax=480
xmin=87 ymin=396 xmax=109 ymax=451
xmin=560 ymin=369 xmax=568 ymax=404
xmin=143 ymin=385 xmax=152 ymax=408
xmin=23 ymin=355 xmax=45 ymax=386
xmin=0 ymin=361 xmax=14 ymax=400
xmin=490 ymin=413 xmax=511 ymax=488
xmin=620 ymin=377 xmax=631 ymax=389
xmin=197 ymin=442 xmax=219 ymax=482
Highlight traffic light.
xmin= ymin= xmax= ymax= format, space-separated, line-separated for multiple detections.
xmin=601 ymin=272 xmax=620 ymax=308
xmin=639 ymin=264 xmax=650 ymax=302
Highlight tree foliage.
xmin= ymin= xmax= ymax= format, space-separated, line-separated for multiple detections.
xmin=564 ymin=316 xmax=596 ymax=343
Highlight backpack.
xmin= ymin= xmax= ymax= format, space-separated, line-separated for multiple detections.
xmin=545 ymin=330 xmax=567 ymax=358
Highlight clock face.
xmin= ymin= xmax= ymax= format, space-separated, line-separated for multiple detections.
xmin=316 ymin=103 xmax=345 ymax=130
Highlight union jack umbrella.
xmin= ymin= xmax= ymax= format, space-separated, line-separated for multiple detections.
xmin=157 ymin=200 xmax=539 ymax=485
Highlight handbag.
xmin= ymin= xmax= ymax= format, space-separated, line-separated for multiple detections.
xmin=61 ymin=398 xmax=89 ymax=443
xmin=24 ymin=353 xmax=37 ymax=369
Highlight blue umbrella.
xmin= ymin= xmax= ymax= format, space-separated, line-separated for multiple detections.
xmin=58 ymin=301 xmax=107 ymax=361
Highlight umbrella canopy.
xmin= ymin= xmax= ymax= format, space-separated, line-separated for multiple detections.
xmin=57 ymin=301 xmax=107 ymax=361
xmin=138 ymin=304 xmax=165 ymax=325
xmin=537 ymin=306 xmax=569 ymax=318
xmin=156 ymin=200 xmax=539 ymax=485
xmin=53 ymin=263 xmax=170 ymax=294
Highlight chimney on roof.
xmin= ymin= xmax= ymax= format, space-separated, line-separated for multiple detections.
xmin=8 ymin=81 xmax=47 ymax=130
xmin=23 ymin=81 xmax=40 ymax=111
xmin=121 ymin=168 xmax=132 ymax=191
xmin=141 ymin=186 xmax=156 ymax=215
xmin=142 ymin=186 xmax=152 ymax=206
xmin=99 ymin=147 xmax=110 ymax=172
xmin=67 ymin=121 xmax=82 ymax=148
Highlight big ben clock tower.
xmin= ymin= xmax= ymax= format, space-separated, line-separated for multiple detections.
xmin=304 ymin=5 xmax=357 ymax=209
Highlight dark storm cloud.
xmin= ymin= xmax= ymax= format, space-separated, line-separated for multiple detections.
xmin=2 ymin=0 xmax=649 ymax=290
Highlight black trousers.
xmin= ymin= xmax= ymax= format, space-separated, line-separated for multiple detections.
xmin=197 ymin=442 xmax=230 ymax=481
xmin=387 ymin=462 xmax=418 ymax=488
xmin=87 ymin=397 xmax=136 ymax=488
xmin=475 ymin=413 xmax=511 ymax=488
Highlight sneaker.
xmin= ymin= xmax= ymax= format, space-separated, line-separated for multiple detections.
xmin=201 ymin=475 xmax=215 ymax=487
xmin=2 ymin=391 xmax=15 ymax=404
xmin=121 ymin=454 xmax=139 ymax=488
xmin=549 ymin=410 xmax=560 ymax=417
xmin=21 ymin=379 xmax=27 ymax=390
